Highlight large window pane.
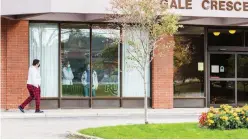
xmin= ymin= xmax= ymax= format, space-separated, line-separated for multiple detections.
xmin=210 ymin=81 xmax=235 ymax=104
xmin=92 ymin=25 xmax=120 ymax=97
xmin=29 ymin=23 xmax=59 ymax=97
xmin=246 ymin=32 xmax=248 ymax=47
xmin=210 ymin=54 xmax=235 ymax=78
xmin=237 ymin=54 xmax=248 ymax=78
xmin=237 ymin=81 xmax=248 ymax=106
xmin=122 ymin=28 xmax=150 ymax=97
xmin=208 ymin=29 xmax=243 ymax=46
xmin=174 ymin=26 xmax=204 ymax=97
xmin=61 ymin=24 xmax=90 ymax=97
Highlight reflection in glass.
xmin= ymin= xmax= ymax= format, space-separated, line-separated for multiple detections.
xmin=208 ymin=29 xmax=243 ymax=46
xmin=92 ymin=25 xmax=120 ymax=97
xmin=210 ymin=54 xmax=235 ymax=78
xmin=61 ymin=24 xmax=90 ymax=97
xmin=62 ymin=61 xmax=74 ymax=85
xmin=173 ymin=26 xmax=205 ymax=97
xmin=29 ymin=23 xmax=59 ymax=97
xmin=238 ymin=54 xmax=248 ymax=78
xmin=81 ymin=64 xmax=97 ymax=97
xmin=122 ymin=28 xmax=150 ymax=97
xmin=237 ymin=81 xmax=248 ymax=106
xmin=210 ymin=81 xmax=235 ymax=104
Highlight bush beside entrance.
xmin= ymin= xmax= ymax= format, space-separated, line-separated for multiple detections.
xmin=199 ymin=104 xmax=248 ymax=130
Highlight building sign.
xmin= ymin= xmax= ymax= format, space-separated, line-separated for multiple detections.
xmin=201 ymin=0 xmax=248 ymax=12
xmin=161 ymin=0 xmax=248 ymax=18
xmin=162 ymin=0 xmax=248 ymax=12
xmin=2 ymin=0 xmax=248 ymax=19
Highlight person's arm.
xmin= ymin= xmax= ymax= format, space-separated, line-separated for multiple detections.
xmin=70 ymin=69 xmax=74 ymax=80
xmin=37 ymin=69 xmax=41 ymax=87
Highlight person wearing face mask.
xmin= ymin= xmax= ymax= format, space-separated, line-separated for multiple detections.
xmin=81 ymin=64 xmax=98 ymax=97
xmin=62 ymin=61 xmax=74 ymax=85
xmin=18 ymin=59 xmax=43 ymax=113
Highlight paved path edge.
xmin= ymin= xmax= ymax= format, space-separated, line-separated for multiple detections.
xmin=68 ymin=131 xmax=103 ymax=139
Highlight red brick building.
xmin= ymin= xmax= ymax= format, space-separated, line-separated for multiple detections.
xmin=1 ymin=0 xmax=248 ymax=109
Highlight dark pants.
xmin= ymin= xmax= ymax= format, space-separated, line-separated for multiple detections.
xmin=83 ymin=85 xmax=96 ymax=97
xmin=20 ymin=84 xmax=41 ymax=111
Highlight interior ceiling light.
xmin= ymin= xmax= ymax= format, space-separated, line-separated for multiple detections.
xmin=213 ymin=32 xmax=220 ymax=36
xmin=229 ymin=30 xmax=236 ymax=34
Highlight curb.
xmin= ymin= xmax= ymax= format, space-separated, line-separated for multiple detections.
xmin=67 ymin=131 xmax=102 ymax=139
xmin=1 ymin=113 xmax=202 ymax=119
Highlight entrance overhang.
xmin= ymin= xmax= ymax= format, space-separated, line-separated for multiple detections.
xmin=1 ymin=0 xmax=248 ymax=26
xmin=179 ymin=17 xmax=248 ymax=26
xmin=2 ymin=13 xmax=108 ymax=22
xmin=1 ymin=0 xmax=113 ymax=16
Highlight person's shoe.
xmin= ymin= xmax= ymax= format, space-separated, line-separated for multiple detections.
xmin=18 ymin=106 xmax=25 ymax=113
xmin=35 ymin=110 xmax=44 ymax=113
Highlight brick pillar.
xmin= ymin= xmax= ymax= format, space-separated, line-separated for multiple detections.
xmin=1 ymin=18 xmax=29 ymax=109
xmin=152 ymin=35 xmax=174 ymax=109
xmin=1 ymin=18 xmax=8 ymax=109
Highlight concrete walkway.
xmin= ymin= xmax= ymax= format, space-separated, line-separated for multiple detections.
xmin=1 ymin=108 xmax=210 ymax=139
xmin=1 ymin=108 xmax=209 ymax=119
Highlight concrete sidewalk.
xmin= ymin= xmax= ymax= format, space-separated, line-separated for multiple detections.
xmin=1 ymin=108 xmax=209 ymax=119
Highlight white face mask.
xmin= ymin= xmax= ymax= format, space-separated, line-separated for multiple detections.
xmin=67 ymin=64 xmax=70 ymax=68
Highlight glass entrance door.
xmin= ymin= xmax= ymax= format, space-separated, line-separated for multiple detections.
xmin=237 ymin=54 xmax=248 ymax=106
xmin=208 ymin=53 xmax=248 ymax=106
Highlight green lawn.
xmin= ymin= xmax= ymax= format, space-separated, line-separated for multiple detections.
xmin=79 ymin=123 xmax=248 ymax=139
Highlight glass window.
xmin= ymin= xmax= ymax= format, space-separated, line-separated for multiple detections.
xmin=237 ymin=54 xmax=248 ymax=105
xmin=61 ymin=24 xmax=90 ymax=97
xmin=210 ymin=81 xmax=235 ymax=104
xmin=246 ymin=32 xmax=248 ymax=47
xmin=210 ymin=54 xmax=235 ymax=78
xmin=208 ymin=29 xmax=243 ymax=46
xmin=237 ymin=54 xmax=248 ymax=78
xmin=92 ymin=25 xmax=120 ymax=97
xmin=29 ymin=23 xmax=59 ymax=97
xmin=237 ymin=81 xmax=248 ymax=106
xmin=122 ymin=28 xmax=150 ymax=97
xmin=174 ymin=26 xmax=204 ymax=97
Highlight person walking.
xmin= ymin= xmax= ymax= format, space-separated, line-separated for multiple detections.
xmin=18 ymin=59 xmax=43 ymax=113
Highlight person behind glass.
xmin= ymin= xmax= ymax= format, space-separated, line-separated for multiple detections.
xmin=62 ymin=61 xmax=74 ymax=85
xmin=18 ymin=59 xmax=43 ymax=113
xmin=81 ymin=64 xmax=98 ymax=97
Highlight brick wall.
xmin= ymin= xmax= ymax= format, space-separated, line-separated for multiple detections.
xmin=0 ymin=18 xmax=174 ymax=109
xmin=1 ymin=18 xmax=29 ymax=109
xmin=1 ymin=18 xmax=7 ymax=109
xmin=152 ymin=35 xmax=174 ymax=109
